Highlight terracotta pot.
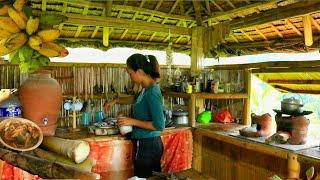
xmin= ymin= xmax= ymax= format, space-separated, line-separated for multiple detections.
xmin=289 ymin=116 xmax=310 ymax=145
xmin=19 ymin=70 xmax=62 ymax=136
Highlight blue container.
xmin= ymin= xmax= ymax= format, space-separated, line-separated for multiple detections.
xmin=0 ymin=95 xmax=22 ymax=120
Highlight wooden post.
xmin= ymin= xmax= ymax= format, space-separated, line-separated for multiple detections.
xmin=72 ymin=96 xmax=77 ymax=129
xmin=303 ymin=15 xmax=313 ymax=46
xmin=288 ymin=153 xmax=300 ymax=179
xmin=191 ymin=27 xmax=205 ymax=74
xmin=192 ymin=132 xmax=203 ymax=172
xmin=189 ymin=94 xmax=196 ymax=127
xmin=103 ymin=27 xmax=109 ymax=47
xmin=243 ymin=69 xmax=251 ymax=125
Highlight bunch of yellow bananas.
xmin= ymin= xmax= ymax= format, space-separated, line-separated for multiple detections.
xmin=0 ymin=0 xmax=68 ymax=59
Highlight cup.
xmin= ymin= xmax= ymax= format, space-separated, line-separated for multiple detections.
xmin=95 ymin=111 xmax=105 ymax=123
xmin=63 ymin=101 xmax=71 ymax=110
xmin=119 ymin=125 xmax=132 ymax=135
xmin=80 ymin=112 xmax=90 ymax=126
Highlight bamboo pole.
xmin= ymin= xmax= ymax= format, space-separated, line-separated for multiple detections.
xmin=303 ymin=15 xmax=313 ymax=46
xmin=287 ymin=153 xmax=300 ymax=179
xmin=0 ymin=148 xmax=100 ymax=179
xmin=243 ymin=69 xmax=251 ymax=125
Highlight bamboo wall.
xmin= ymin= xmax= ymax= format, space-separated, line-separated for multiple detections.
xmin=0 ymin=63 xmax=188 ymax=127
xmin=195 ymin=134 xmax=288 ymax=180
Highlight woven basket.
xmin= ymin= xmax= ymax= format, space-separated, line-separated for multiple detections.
xmin=0 ymin=117 xmax=43 ymax=151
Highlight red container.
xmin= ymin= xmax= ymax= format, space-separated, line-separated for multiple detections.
xmin=19 ymin=70 xmax=62 ymax=136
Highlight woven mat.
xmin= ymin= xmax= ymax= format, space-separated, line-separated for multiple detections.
xmin=228 ymin=131 xmax=319 ymax=151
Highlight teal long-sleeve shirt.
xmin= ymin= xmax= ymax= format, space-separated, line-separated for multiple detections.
xmin=131 ymin=83 xmax=165 ymax=139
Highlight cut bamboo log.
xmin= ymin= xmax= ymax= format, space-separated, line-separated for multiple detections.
xmin=41 ymin=136 xmax=90 ymax=164
xmin=33 ymin=148 xmax=95 ymax=172
xmin=0 ymin=147 xmax=100 ymax=179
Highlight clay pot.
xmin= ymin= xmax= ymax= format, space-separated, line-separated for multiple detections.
xmin=289 ymin=116 xmax=310 ymax=145
xmin=240 ymin=113 xmax=273 ymax=137
xmin=19 ymin=70 xmax=62 ymax=136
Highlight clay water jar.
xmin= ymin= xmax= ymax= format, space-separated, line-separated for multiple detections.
xmin=289 ymin=116 xmax=310 ymax=145
xmin=19 ymin=70 xmax=62 ymax=136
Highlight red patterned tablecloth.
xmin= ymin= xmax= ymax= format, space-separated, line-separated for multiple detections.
xmin=161 ymin=127 xmax=193 ymax=173
xmin=0 ymin=160 xmax=41 ymax=180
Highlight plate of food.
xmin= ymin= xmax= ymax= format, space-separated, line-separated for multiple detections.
xmin=0 ymin=117 xmax=43 ymax=151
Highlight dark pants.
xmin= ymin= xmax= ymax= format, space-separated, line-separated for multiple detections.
xmin=133 ymin=136 xmax=163 ymax=178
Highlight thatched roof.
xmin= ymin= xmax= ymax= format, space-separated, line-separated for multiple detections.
xmin=29 ymin=0 xmax=320 ymax=57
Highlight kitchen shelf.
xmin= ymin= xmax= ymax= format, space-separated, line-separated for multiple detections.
xmin=163 ymin=69 xmax=251 ymax=127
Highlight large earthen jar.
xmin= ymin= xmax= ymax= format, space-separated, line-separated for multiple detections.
xmin=19 ymin=70 xmax=62 ymax=136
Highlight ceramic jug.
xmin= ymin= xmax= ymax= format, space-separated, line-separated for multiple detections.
xmin=19 ymin=70 xmax=62 ymax=136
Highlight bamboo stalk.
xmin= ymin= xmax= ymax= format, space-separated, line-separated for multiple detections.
xmin=33 ymin=148 xmax=96 ymax=172
xmin=0 ymin=148 xmax=100 ymax=179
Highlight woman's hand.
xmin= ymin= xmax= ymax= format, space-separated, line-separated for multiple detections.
xmin=103 ymin=99 xmax=118 ymax=114
xmin=117 ymin=116 xmax=134 ymax=126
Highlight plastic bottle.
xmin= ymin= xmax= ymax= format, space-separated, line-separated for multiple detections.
xmin=0 ymin=94 xmax=22 ymax=120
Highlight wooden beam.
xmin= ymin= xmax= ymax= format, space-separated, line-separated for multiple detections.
xmin=33 ymin=11 xmax=191 ymax=36
xmin=286 ymin=20 xmax=303 ymax=36
xmin=251 ymin=67 xmax=320 ymax=73
xmin=149 ymin=32 xmax=156 ymax=42
xmin=209 ymin=0 xmax=223 ymax=12
xmin=105 ymin=0 xmax=113 ymax=17
xmin=205 ymin=0 xmax=211 ymax=14
xmin=229 ymin=34 xmax=239 ymax=43
xmin=139 ymin=0 xmax=146 ymax=8
xmin=185 ymin=6 xmax=194 ymax=15
xmin=135 ymin=31 xmax=143 ymax=41
xmin=169 ymin=0 xmax=180 ymax=14
xmin=91 ymin=26 xmax=100 ymax=38
xmin=270 ymin=24 xmax=283 ymax=38
xmin=175 ymin=36 xmax=183 ymax=44
xmin=58 ymin=2 xmax=68 ymax=31
xmin=192 ymin=0 xmax=203 ymax=26
xmin=113 ymin=4 xmax=193 ymax=22
xmin=207 ymin=60 xmax=320 ymax=70
xmin=179 ymin=0 xmax=185 ymax=15
xmin=58 ymin=37 xmax=191 ymax=49
xmin=41 ymin=0 xmax=47 ymax=11
xmin=255 ymin=28 xmax=267 ymax=40
xmin=51 ymin=0 xmax=193 ymax=22
xmin=241 ymin=29 xmax=254 ymax=41
xmin=268 ymin=79 xmax=320 ymax=84
xmin=205 ymin=0 xmax=280 ymax=22
xmin=273 ymin=85 xmax=320 ymax=94
xmin=154 ymin=0 xmax=163 ymax=11
xmin=230 ymin=1 xmax=320 ymax=30
xmin=120 ymin=29 xmax=128 ymax=40
xmin=226 ymin=0 xmax=236 ymax=9
xmin=310 ymin=16 xmax=320 ymax=32
xmin=74 ymin=25 xmax=83 ymax=37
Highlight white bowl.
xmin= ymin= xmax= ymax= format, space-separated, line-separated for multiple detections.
xmin=119 ymin=125 xmax=132 ymax=135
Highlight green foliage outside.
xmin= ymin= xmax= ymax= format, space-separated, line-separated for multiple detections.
xmin=251 ymin=75 xmax=320 ymax=139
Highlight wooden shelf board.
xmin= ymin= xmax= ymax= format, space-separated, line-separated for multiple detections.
xmin=163 ymin=92 xmax=248 ymax=99
xmin=193 ymin=92 xmax=248 ymax=99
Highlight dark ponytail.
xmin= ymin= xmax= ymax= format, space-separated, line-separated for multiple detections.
xmin=126 ymin=53 xmax=160 ymax=80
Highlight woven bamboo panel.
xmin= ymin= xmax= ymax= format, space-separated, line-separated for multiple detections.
xmin=199 ymin=136 xmax=288 ymax=180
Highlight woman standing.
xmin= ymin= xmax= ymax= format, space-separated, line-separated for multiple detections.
xmin=104 ymin=53 xmax=165 ymax=178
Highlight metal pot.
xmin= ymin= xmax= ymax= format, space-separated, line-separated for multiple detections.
xmin=281 ymin=97 xmax=303 ymax=114
xmin=172 ymin=109 xmax=188 ymax=125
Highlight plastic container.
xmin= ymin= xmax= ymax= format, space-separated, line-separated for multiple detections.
xmin=0 ymin=94 xmax=22 ymax=121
